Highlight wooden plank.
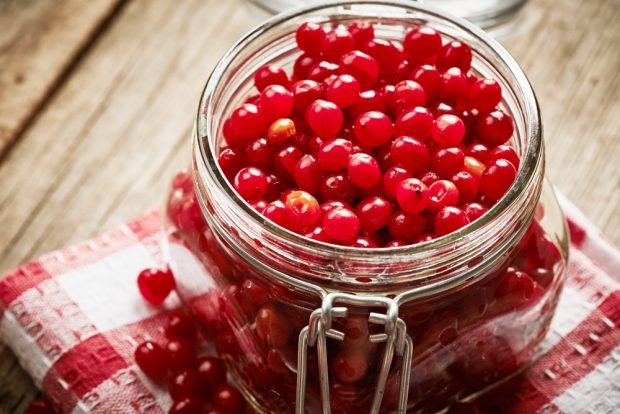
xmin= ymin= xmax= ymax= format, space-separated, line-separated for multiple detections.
xmin=503 ymin=0 xmax=620 ymax=244
xmin=0 ymin=0 xmax=125 ymax=157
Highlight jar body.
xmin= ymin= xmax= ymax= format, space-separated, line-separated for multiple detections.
xmin=166 ymin=170 xmax=566 ymax=413
xmin=165 ymin=2 xmax=568 ymax=412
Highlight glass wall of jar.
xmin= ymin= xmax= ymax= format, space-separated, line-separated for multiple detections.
xmin=164 ymin=1 xmax=568 ymax=412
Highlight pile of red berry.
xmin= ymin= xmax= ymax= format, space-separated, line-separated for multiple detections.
xmin=218 ymin=20 xmax=519 ymax=246
xmin=133 ymin=268 xmax=247 ymax=414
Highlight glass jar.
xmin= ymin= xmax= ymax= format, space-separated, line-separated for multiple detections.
xmin=165 ymin=1 xmax=568 ymax=413
xmin=246 ymin=0 xmax=528 ymax=34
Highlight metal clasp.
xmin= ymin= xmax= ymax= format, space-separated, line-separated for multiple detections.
xmin=296 ymin=293 xmax=413 ymax=414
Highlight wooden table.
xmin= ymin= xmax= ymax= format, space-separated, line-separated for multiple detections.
xmin=0 ymin=0 xmax=618 ymax=411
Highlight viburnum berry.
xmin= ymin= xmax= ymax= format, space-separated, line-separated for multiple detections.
xmin=267 ymin=118 xmax=296 ymax=146
xmin=347 ymin=153 xmax=381 ymax=188
xmin=234 ymin=167 xmax=268 ymax=200
xmin=339 ymin=50 xmax=380 ymax=89
xmin=356 ymin=196 xmax=393 ymax=232
xmin=168 ymin=370 xmax=204 ymax=401
xmin=427 ymin=179 xmax=460 ymax=212
xmin=477 ymin=110 xmax=514 ymax=146
xmin=383 ymin=165 xmax=413 ymax=199
xmin=436 ymin=40 xmax=473 ymax=72
xmin=218 ymin=147 xmax=245 ymax=180
xmin=463 ymin=202 xmax=488 ymax=222
xmin=392 ymin=80 xmax=426 ymax=112
xmin=27 ymin=398 xmax=55 ymax=414
xmin=317 ymin=138 xmax=354 ymax=171
xmin=480 ymin=158 xmax=517 ymax=201
xmin=388 ymin=211 xmax=426 ymax=242
xmin=361 ymin=38 xmax=403 ymax=76
xmin=403 ymin=26 xmax=442 ymax=62
xmin=410 ymin=64 xmax=442 ymax=102
xmin=451 ymin=171 xmax=479 ymax=203
xmin=354 ymin=111 xmax=393 ymax=147
xmin=390 ymin=136 xmax=430 ymax=173
xmin=291 ymin=80 xmax=324 ymax=111
xmin=489 ymin=144 xmax=520 ymax=169
xmin=305 ymin=99 xmax=343 ymax=139
xmin=212 ymin=385 xmax=246 ymax=414
xmin=349 ymin=89 xmax=387 ymax=119
xmin=165 ymin=339 xmax=197 ymax=372
xmin=322 ymin=207 xmax=360 ymax=241
xmin=165 ymin=310 xmax=197 ymax=342
xmin=263 ymin=200 xmax=291 ymax=228
xmin=197 ymin=356 xmax=227 ymax=388
xmin=320 ymin=173 xmax=357 ymax=203
xmin=254 ymin=64 xmax=289 ymax=92
xmin=294 ymin=154 xmax=323 ymax=194
xmin=348 ymin=20 xmax=375 ymax=47
xmin=432 ymin=114 xmax=465 ymax=146
xmin=230 ymin=103 xmax=267 ymax=141
xmin=395 ymin=178 xmax=429 ymax=214
xmin=394 ymin=106 xmax=434 ymax=140
xmin=332 ymin=349 xmax=369 ymax=383
xmin=326 ymin=74 xmax=361 ymax=108
xmin=295 ymin=22 xmax=326 ymax=56
xmin=283 ymin=190 xmax=321 ymax=231
xmin=137 ymin=268 xmax=175 ymax=305
xmin=435 ymin=206 xmax=470 ymax=236
xmin=432 ymin=147 xmax=465 ymax=177
xmin=134 ymin=341 xmax=169 ymax=380
xmin=323 ymin=28 xmax=355 ymax=61
xmin=469 ymin=78 xmax=502 ymax=111
xmin=274 ymin=145 xmax=302 ymax=178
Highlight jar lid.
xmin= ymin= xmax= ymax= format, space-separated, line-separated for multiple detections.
xmin=247 ymin=0 xmax=527 ymax=33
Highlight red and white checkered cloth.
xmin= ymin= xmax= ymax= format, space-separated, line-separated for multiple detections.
xmin=1 ymin=195 xmax=619 ymax=414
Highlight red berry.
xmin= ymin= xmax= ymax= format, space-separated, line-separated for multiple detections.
xmin=212 ymin=385 xmax=246 ymax=414
xmin=218 ymin=147 xmax=245 ymax=180
xmin=259 ymin=85 xmax=294 ymax=121
xmin=241 ymin=279 xmax=271 ymax=307
xmin=323 ymin=28 xmax=355 ymax=61
xmin=263 ymin=200 xmax=291 ymax=228
xmin=354 ymin=111 xmax=393 ymax=147
xmin=463 ymin=155 xmax=486 ymax=180
xmin=254 ymin=64 xmax=289 ymax=92
xmin=135 ymin=341 xmax=169 ymax=380
xmin=480 ymin=158 xmax=517 ymax=201
xmin=495 ymin=270 xmax=543 ymax=311
xmin=431 ymin=147 xmax=465 ymax=177
xmin=137 ymin=268 xmax=175 ymax=305
xmin=388 ymin=211 xmax=426 ymax=242
xmin=294 ymin=154 xmax=323 ymax=194
xmin=436 ymin=40 xmax=473 ymax=72
xmin=347 ymin=235 xmax=380 ymax=248
xmin=308 ymin=60 xmax=340 ymax=81
xmin=420 ymin=170 xmax=440 ymax=187
xmin=477 ymin=110 xmax=514 ymax=146
xmin=165 ymin=310 xmax=197 ymax=342
xmin=291 ymin=80 xmax=324 ymax=111
xmin=469 ymin=79 xmax=502 ymax=111
xmin=168 ymin=370 xmax=204 ymax=401
xmin=305 ymin=99 xmax=344 ymax=139
xmin=320 ymin=173 xmax=357 ymax=203
xmin=318 ymin=138 xmax=354 ymax=170
xmin=361 ymin=38 xmax=402 ymax=76
xmin=283 ymin=190 xmax=321 ymax=231
xmin=339 ymin=50 xmax=380 ymax=89
xmin=394 ymin=106 xmax=434 ymax=140
xmin=466 ymin=143 xmax=490 ymax=163
xmin=427 ymin=180 xmax=460 ymax=212
xmin=326 ymin=74 xmax=360 ymax=107
xmin=451 ymin=171 xmax=479 ymax=203
xmin=197 ymin=356 xmax=227 ymax=388
xmin=234 ymin=167 xmax=268 ymax=200
xmin=321 ymin=200 xmax=353 ymax=218
xmin=245 ymin=137 xmax=274 ymax=167
xmin=296 ymin=22 xmax=326 ymax=56
xmin=332 ymin=349 xmax=368 ymax=383
xmin=395 ymin=178 xmax=429 ymax=214
xmin=293 ymin=53 xmax=319 ymax=79
xmin=390 ymin=136 xmax=430 ymax=173
xmin=488 ymin=144 xmax=520 ymax=169
xmin=168 ymin=397 xmax=203 ymax=414
xmin=27 ymin=398 xmax=55 ymax=414
xmin=432 ymin=114 xmax=465 ymax=146
xmin=463 ymin=202 xmax=488 ymax=222
xmin=274 ymin=145 xmax=302 ymax=178
xmin=348 ymin=20 xmax=375 ymax=47
xmin=230 ymin=103 xmax=267 ymax=141
xmin=440 ymin=67 xmax=468 ymax=103
xmin=356 ymin=196 xmax=393 ymax=232
xmin=435 ymin=206 xmax=470 ymax=236
xmin=347 ymin=153 xmax=381 ymax=188
xmin=348 ymin=89 xmax=387 ymax=119
xmin=165 ymin=339 xmax=196 ymax=372
xmin=392 ymin=80 xmax=426 ymax=112
xmin=411 ymin=64 xmax=442 ymax=102
xmin=322 ymin=207 xmax=360 ymax=241
xmin=383 ymin=166 xmax=413 ymax=199
xmin=403 ymin=26 xmax=442 ymax=61
xmin=255 ymin=305 xmax=293 ymax=347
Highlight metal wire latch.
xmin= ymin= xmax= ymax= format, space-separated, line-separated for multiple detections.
xmin=296 ymin=293 xmax=413 ymax=414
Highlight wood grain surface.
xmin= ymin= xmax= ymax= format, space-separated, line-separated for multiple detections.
xmin=0 ymin=0 xmax=618 ymax=412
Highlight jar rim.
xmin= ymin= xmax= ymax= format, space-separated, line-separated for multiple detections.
xmin=195 ymin=0 xmax=542 ymax=266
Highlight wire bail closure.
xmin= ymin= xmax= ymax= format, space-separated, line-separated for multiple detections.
xmin=296 ymin=293 xmax=413 ymax=414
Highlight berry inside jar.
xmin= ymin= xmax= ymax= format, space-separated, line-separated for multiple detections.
xmin=164 ymin=8 xmax=567 ymax=414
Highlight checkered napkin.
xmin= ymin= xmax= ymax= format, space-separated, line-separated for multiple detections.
xmin=1 ymin=195 xmax=619 ymax=414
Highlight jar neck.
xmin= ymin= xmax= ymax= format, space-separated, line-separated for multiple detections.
xmin=193 ymin=0 xmax=543 ymax=297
